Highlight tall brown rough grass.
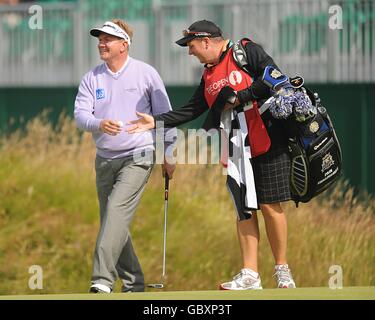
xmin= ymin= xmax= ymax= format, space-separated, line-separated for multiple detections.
xmin=0 ymin=114 xmax=374 ymax=294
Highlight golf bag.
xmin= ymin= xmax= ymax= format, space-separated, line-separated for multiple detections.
xmin=232 ymin=41 xmax=342 ymax=205
xmin=260 ymin=66 xmax=342 ymax=205
xmin=285 ymin=86 xmax=342 ymax=206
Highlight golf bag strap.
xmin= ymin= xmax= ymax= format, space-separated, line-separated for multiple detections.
xmin=232 ymin=38 xmax=251 ymax=73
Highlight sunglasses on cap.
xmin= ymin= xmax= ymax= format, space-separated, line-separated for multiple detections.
xmin=182 ymin=29 xmax=213 ymax=37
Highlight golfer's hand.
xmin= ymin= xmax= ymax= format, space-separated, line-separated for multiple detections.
xmin=126 ymin=112 xmax=155 ymax=133
xmin=100 ymin=120 xmax=122 ymax=135
xmin=162 ymin=161 xmax=176 ymax=179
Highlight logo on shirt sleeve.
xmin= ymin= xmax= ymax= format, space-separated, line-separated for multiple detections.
xmin=96 ymin=88 xmax=105 ymax=100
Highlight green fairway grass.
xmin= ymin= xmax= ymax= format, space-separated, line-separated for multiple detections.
xmin=0 ymin=287 xmax=374 ymax=300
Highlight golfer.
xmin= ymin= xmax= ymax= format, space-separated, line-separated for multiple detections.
xmin=126 ymin=20 xmax=296 ymax=290
xmin=74 ymin=19 xmax=176 ymax=293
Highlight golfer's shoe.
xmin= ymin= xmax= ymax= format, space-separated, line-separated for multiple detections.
xmin=273 ymin=264 xmax=296 ymax=288
xmin=219 ymin=268 xmax=263 ymax=290
xmin=89 ymin=283 xmax=112 ymax=293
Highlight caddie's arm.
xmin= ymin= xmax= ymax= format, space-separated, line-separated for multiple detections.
xmin=235 ymin=40 xmax=280 ymax=104
xmin=126 ymin=79 xmax=208 ymax=133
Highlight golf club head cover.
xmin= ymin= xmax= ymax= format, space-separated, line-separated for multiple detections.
xmin=268 ymin=89 xmax=314 ymax=120
xmin=262 ymin=66 xmax=289 ymax=91
xmin=289 ymin=76 xmax=305 ymax=89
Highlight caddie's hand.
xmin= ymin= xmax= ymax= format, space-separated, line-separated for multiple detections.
xmin=223 ymin=97 xmax=240 ymax=111
xmin=100 ymin=119 xmax=123 ymax=135
xmin=126 ymin=112 xmax=155 ymax=133
xmin=219 ymin=87 xmax=239 ymax=112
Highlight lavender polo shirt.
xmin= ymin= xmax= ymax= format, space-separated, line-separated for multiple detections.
xmin=74 ymin=57 xmax=175 ymax=159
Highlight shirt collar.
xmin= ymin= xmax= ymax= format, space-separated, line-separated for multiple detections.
xmin=105 ymin=56 xmax=130 ymax=77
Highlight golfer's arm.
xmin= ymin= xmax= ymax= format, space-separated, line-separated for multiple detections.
xmin=154 ymin=81 xmax=208 ymax=127
xmin=74 ymin=77 xmax=102 ymax=132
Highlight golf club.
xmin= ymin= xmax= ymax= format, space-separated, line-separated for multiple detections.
xmin=148 ymin=174 xmax=169 ymax=289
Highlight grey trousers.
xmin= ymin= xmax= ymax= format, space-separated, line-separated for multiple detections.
xmin=92 ymin=152 xmax=153 ymax=292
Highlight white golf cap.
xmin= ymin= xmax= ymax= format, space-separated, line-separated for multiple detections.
xmin=90 ymin=21 xmax=131 ymax=45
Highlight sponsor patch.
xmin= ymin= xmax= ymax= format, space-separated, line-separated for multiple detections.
xmin=270 ymin=68 xmax=282 ymax=79
xmin=309 ymin=121 xmax=320 ymax=133
xmin=321 ymin=152 xmax=335 ymax=173
xmin=96 ymin=88 xmax=105 ymax=100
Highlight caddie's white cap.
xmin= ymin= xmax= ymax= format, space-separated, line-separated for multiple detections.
xmin=90 ymin=21 xmax=131 ymax=45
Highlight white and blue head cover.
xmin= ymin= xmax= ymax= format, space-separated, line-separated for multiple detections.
xmin=269 ymin=90 xmax=315 ymax=120
xmin=261 ymin=66 xmax=315 ymax=120
xmin=90 ymin=21 xmax=131 ymax=45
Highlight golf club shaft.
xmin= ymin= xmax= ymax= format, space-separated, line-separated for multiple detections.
xmin=147 ymin=175 xmax=169 ymax=289
xmin=162 ymin=174 xmax=169 ymax=278
xmin=162 ymin=175 xmax=169 ymax=277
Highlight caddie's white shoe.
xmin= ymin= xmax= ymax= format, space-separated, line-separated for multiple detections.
xmin=219 ymin=268 xmax=263 ymax=290
xmin=274 ymin=264 xmax=296 ymax=288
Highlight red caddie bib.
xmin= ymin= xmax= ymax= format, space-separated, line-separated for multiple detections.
xmin=203 ymin=46 xmax=271 ymax=157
